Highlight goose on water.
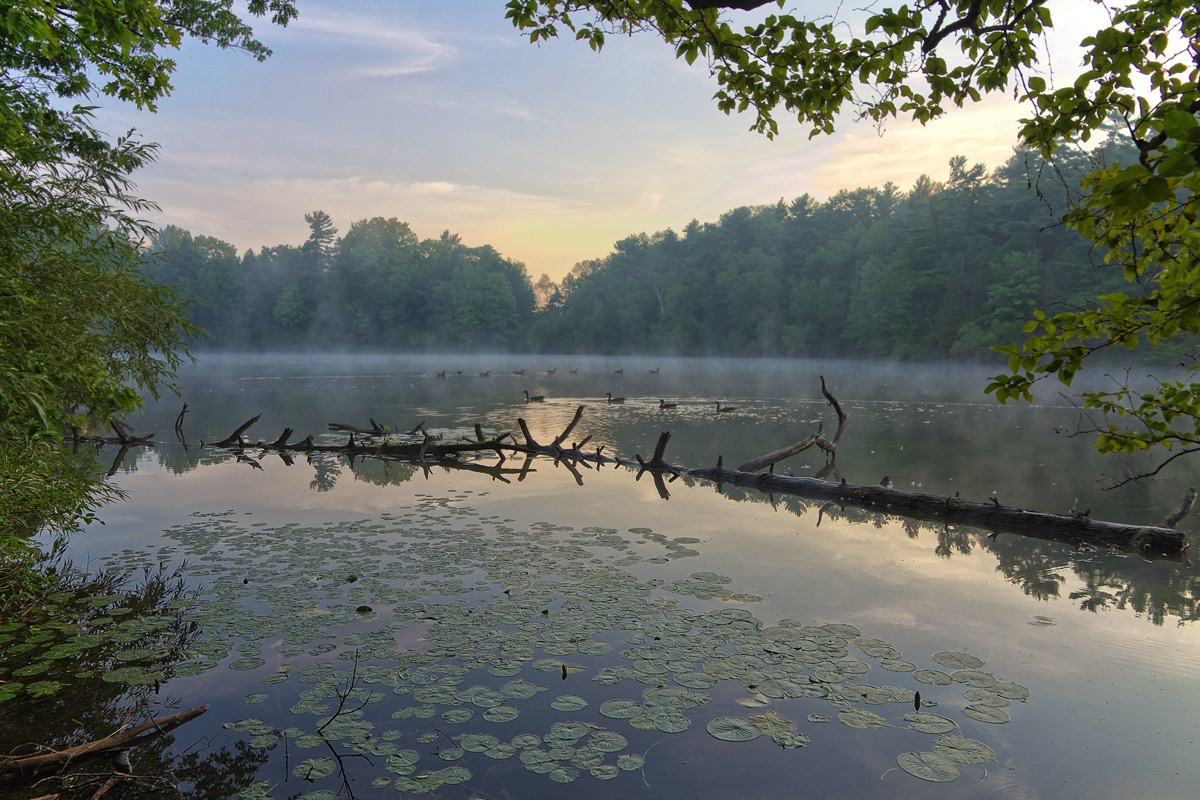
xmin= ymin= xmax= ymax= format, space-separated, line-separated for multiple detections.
xmin=606 ymin=392 xmax=626 ymax=404
xmin=715 ymin=401 xmax=737 ymax=413
xmin=523 ymin=390 xmax=545 ymax=403
xmin=659 ymin=399 xmax=677 ymax=409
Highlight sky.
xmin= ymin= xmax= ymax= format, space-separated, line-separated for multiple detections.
xmin=97 ymin=0 xmax=1104 ymax=282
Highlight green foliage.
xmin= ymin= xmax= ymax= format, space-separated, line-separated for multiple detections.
xmin=509 ymin=0 xmax=1200 ymax=475
xmin=530 ymin=149 xmax=1127 ymax=359
xmin=153 ymin=215 xmax=537 ymax=350
xmin=0 ymin=1 xmax=293 ymax=587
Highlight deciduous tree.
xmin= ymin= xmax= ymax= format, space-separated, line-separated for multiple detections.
xmin=508 ymin=0 xmax=1200 ymax=476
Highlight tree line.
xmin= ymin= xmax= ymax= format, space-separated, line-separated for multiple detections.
xmin=151 ymin=134 xmax=1170 ymax=362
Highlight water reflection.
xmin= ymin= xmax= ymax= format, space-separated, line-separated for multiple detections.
xmin=102 ymin=429 xmax=1199 ymax=630
xmin=0 ymin=563 xmax=271 ymax=799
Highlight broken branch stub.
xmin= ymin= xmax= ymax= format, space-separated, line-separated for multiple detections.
xmin=738 ymin=377 xmax=847 ymax=472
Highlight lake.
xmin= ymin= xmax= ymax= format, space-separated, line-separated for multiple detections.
xmin=19 ymin=354 xmax=1200 ymax=799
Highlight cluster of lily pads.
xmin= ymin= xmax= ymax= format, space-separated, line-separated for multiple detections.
xmin=83 ymin=493 xmax=1029 ymax=795
xmin=0 ymin=573 xmax=190 ymax=708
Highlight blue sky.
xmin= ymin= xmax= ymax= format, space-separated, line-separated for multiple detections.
xmin=98 ymin=0 xmax=1102 ymax=282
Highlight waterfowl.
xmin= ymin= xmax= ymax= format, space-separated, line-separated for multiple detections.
xmin=523 ymin=390 xmax=545 ymax=403
xmin=606 ymin=392 xmax=626 ymax=404
xmin=613 ymin=369 xmax=624 ymax=374
xmin=649 ymin=367 xmax=660 ymax=375
xmin=659 ymin=399 xmax=677 ymax=409
xmin=546 ymin=368 xmax=557 ymax=375
xmin=715 ymin=401 xmax=737 ymax=413
xmin=479 ymin=371 xmax=490 ymax=377
xmin=436 ymin=371 xmax=447 ymax=378
xmin=569 ymin=368 xmax=579 ymax=374
xmin=513 ymin=369 xmax=525 ymax=376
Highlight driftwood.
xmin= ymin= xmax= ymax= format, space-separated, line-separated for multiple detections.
xmin=0 ymin=706 xmax=207 ymax=780
xmin=167 ymin=390 xmax=1193 ymax=562
xmin=737 ymin=375 xmax=846 ymax=472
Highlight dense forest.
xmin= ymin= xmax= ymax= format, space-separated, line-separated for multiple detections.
xmin=147 ymin=134 xmax=1156 ymax=360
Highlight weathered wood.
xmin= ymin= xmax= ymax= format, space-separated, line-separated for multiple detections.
xmin=1164 ymin=488 xmax=1197 ymax=528
xmin=211 ymin=414 xmax=261 ymax=447
xmin=328 ymin=419 xmax=385 ymax=435
xmin=550 ymin=405 xmax=585 ymax=449
xmin=0 ymin=706 xmax=207 ymax=779
xmin=738 ymin=375 xmax=846 ymax=472
xmin=681 ymin=467 xmax=1187 ymax=560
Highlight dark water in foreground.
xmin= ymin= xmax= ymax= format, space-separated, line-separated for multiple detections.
xmin=38 ymin=355 xmax=1200 ymax=798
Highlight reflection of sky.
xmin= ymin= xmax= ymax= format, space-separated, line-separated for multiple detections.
xmin=93 ymin=1 xmax=1109 ymax=281
xmin=86 ymin=440 xmax=1200 ymax=799
xmin=79 ymin=354 xmax=1200 ymax=798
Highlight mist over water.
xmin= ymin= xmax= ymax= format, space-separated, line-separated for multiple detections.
xmin=74 ymin=353 xmax=1200 ymax=800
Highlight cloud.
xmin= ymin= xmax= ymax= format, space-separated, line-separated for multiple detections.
xmin=294 ymin=11 xmax=458 ymax=78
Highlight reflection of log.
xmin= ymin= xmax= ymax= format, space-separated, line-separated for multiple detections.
xmin=0 ymin=705 xmax=207 ymax=779
xmin=738 ymin=375 xmax=846 ymax=472
xmin=683 ymin=466 xmax=1188 ymax=560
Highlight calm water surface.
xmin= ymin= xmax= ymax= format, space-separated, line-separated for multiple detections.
xmin=56 ymin=355 xmax=1200 ymax=798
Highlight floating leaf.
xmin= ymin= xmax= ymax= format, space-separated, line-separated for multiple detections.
xmin=483 ymin=705 xmax=519 ymax=723
xmin=588 ymin=730 xmax=628 ymax=752
xmin=837 ymin=709 xmax=888 ymax=729
xmin=932 ymin=651 xmax=985 ymax=670
xmin=963 ymin=705 xmax=1010 ymax=724
xmin=903 ymin=712 xmax=956 ymax=734
xmin=913 ymin=669 xmax=953 ymax=685
xmin=991 ymin=681 xmax=1030 ymax=700
xmin=951 ymin=670 xmax=997 ymax=688
xmin=599 ymin=699 xmax=642 ymax=719
xmin=617 ymin=753 xmax=644 ymax=770
xmin=933 ymin=735 xmax=997 ymax=763
xmin=706 ymin=716 xmax=761 ymax=741
xmin=551 ymin=695 xmax=588 ymax=712
xmin=896 ymin=751 xmax=960 ymax=782
xmin=293 ymin=757 xmax=336 ymax=779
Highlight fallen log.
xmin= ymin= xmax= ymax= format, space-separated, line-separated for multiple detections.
xmin=0 ymin=705 xmax=207 ymax=780
xmin=186 ymin=398 xmax=1190 ymax=561
xmin=682 ymin=466 xmax=1188 ymax=560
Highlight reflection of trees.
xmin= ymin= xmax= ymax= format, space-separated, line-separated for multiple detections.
xmin=0 ymin=564 xmax=255 ymax=798
xmin=308 ymin=452 xmax=343 ymax=492
xmin=714 ymin=477 xmax=1199 ymax=626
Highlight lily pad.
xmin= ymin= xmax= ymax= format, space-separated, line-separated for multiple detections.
xmin=837 ymin=708 xmax=888 ymax=729
xmin=912 ymin=669 xmax=953 ymax=685
xmin=706 ymin=716 xmax=761 ymax=741
xmin=551 ymin=695 xmax=588 ymax=712
xmin=600 ymin=699 xmax=643 ymax=718
xmin=933 ymin=735 xmax=997 ymax=763
xmin=903 ymin=712 xmax=957 ymax=734
xmin=896 ymin=751 xmax=960 ymax=782
xmin=963 ymin=705 xmax=1010 ymax=724
xmin=933 ymin=651 xmax=985 ymax=670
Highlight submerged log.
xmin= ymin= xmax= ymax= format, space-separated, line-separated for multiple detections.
xmin=0 ymin=705 xmax=207 ymax=779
